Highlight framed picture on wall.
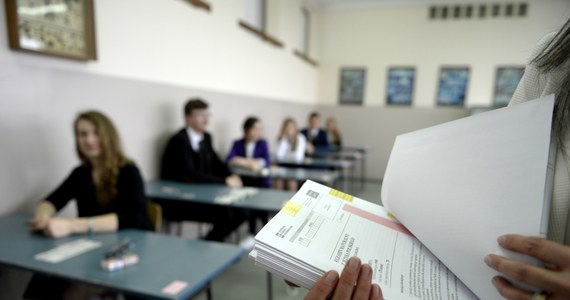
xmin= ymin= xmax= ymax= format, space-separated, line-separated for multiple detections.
xmin=386 ymin=67 xmax=415 ymax=105
xmin=339 ymin=68 xmax=366 ymax=105
xmin=436 ymin=67 xmax=470 ymax=106
xmin=4 ymin=0 xmax=97 ymax=61
xmin=493 ymin=66 xmax=525 ymax=106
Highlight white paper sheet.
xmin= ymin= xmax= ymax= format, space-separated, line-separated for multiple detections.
xmin=381 ymin=95 xmax=555 ymax=300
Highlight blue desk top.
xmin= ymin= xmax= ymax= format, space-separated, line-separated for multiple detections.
xmin=276 ymin=157 xmax=354 ymax=169
xmin=0 ymin=214 xmax=243 ymax=300
xmin=230 ymin=166 xmax=340 ymax=183
xmin=146 ymin=180 xmax=294 ymax=213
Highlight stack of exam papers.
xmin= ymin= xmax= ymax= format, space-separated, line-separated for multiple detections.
xmin=250 ymin=95 xmax=556 ymax=300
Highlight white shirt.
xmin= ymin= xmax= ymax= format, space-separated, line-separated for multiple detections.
xmin=509 ymin=32 xmax=570 ymax=245
xmin=186 ymin=127 xmax=204 ymax=152
xmin=276 ymin=134 xmax=307 ymax=162
xmin=245 ymin=142 xmax=255 ymax=159
xmin=309 ymin=128 xmax=319 ymax=140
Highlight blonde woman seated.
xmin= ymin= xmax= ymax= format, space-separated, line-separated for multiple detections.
xmin=274 ymin=118 xmax=307 ymax=191
xmin=25 ymin=111 xmax=152 ymax=300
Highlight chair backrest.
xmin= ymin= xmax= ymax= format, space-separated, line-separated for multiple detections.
xmin=147 ymin=202 xmax=162 ymax=232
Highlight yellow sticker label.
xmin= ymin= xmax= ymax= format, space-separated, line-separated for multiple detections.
xmin=282 ymin=201 xmax=302 ymax=216
xmin=328 ymin=189 xmax=354 ymax=202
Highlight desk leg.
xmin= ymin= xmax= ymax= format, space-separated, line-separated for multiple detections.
xmin=342 ymin=167 xmax=349 ymax=193
xmin=177 ymin=222 xmax=183 ymax=236
xmin=361 ymin=155 xmax=366 ymax=190
xmin=267 ymin=271 xmax=273 ymax=300
xmin=207 ymin=282 xmax=213 ymax=300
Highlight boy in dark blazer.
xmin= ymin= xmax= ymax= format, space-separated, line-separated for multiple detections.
xmin=160 ymin=98 xmax=243 ymax=241
xmin=301 ymin=112 xmax=330 ymax=155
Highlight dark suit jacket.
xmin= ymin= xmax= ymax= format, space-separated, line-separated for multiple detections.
xmin=160 ymin=129 xmax=230 ymax=184
xmin=301 ymin=128 xmax=330 ymax=151
xmin=226 ymin=138 xmax=271 ymax=187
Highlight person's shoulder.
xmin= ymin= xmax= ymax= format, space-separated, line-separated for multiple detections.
xmin=119 ymin=163 xmax=142 ymax=178
xmin=70 ymin=164 xmax=89 ymax=176
xmin=232 ymin=138 xmax=244 ymax=145
xmin=297 ymin=133 xmax=307 ymax=141
xmin=165 ymin=128 xmax=188 ymax=145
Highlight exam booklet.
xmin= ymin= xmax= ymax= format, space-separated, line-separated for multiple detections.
xmin=250 ymin=95 xmax=556 ymax=300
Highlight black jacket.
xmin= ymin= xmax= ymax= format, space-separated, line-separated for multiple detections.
xmin=160 ymin=129 xmax=230 ymax=184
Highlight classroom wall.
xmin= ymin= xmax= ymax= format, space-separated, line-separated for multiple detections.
xmin=317 ymin=105 xmax=469 ymax=183
xmin=0 ymin=62 xmax=315 ymax=217
xmin=0 ymin=0 xmax=320 ymax=104
xmin=316 ymin=0 xmax=570 ymax=107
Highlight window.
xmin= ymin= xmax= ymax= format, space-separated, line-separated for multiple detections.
xmin=300 ymin=8 xmax=310 ymax=55
xmin=239 ymin=0 xmax=283 ymax=47
xmin=293 ymin=7 xmax=317 ymax=66
xmin=244 ymin=0 xmax=266 ymax=31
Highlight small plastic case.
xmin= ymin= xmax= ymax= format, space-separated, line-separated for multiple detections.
xmin=100 ymin=253 xmax=139 ymax=272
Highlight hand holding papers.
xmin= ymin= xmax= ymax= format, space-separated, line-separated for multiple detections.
xmin=251 ymin=95 xmax=556 ymax=300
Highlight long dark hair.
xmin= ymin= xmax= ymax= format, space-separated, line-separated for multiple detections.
xmin=532 ymin=17 xmax=570 ymax=149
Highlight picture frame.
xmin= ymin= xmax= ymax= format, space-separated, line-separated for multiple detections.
xmin=386 ymin=67 xmax=415 ymax=105
xmin=493 ymin=66 xmax=525 ymax=106
xmin=339 ymin=68 xmax=366 ymax=105
xmin=4 ymin=0 xmax=97 ymax=61
xmin=436 ymin=67 xmax=470 ymax=106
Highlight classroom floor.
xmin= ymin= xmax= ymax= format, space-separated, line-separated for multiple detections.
xmin=189 ymin=180 xmax=382 ymax=300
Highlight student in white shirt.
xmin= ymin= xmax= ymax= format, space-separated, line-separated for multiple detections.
xmin=275 ymin=118 xmax=307 ymax=191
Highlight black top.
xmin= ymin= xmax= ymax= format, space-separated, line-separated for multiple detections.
xmin=160 ymin=129 xmax=230 ymax=184
xmin=45 ymin=163 xmax=152 ymax=231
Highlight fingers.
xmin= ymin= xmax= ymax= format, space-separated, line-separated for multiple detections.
xmin=485 ymin=254 xmax=568 ymax=293
xmin=284 ymin=280 xmax=300 ymax=288
xmin=498 ymin=235 xmax=570 ymax=266
xmin=491 ymin=276 xmax=534 ymax=300
xmin=332 ymin=257 xmax=362 ymax=300
xmin=352 ymin=264 xmax=373 ymax=300
xmin=305 ymin=271 xmax=339 ymax=300
xmin=370 ymin=284 xmax=383 ymax=300
xmin=306 ymin=257 xmax=384 ymax=300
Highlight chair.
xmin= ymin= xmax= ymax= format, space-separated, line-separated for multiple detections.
xmin=147 ymin=202 xmax=162 ymax=232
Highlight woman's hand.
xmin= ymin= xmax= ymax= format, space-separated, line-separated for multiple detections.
xmin=305 ymin=257 xmax=383 ymax=300
xmin=43 ymin=218 xmax=74 ymax=238
xmin=485 ymin=234 xmax=570 ymax=300
xmin=28 ymin=213 xmax=51 ymax=232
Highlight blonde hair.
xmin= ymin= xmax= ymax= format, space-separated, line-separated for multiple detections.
xmin=326 ymin=117 xmax=341 ymax=145
xmin=279 ymin=118 xmax=299 ymax=151
xmin=74 ymin=111 xmax=130 ymax=206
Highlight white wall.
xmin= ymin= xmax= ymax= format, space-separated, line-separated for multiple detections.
xmin=0 ymin=0 xmax=320 ymax=104
xmin=316 ymin=0 xmax=570 ymax=107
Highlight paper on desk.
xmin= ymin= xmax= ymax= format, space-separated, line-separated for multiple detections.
xmin=35 ymin=238 xmax=102 ymax=264
xmin=381 ymin=95 xmax=555 ymax=300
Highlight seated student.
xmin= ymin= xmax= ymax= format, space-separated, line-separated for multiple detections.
xmin=25 ymin=111 xmax=152 ymax=300
xmin=160 ymin=98 xmax=243 ymax=242
xmin=326 ymin=116 xmax=342 ymax=149
xmin=301 ymin=112 xmax=330 ymax=155
xmin=227 ymin=116 xmax=270 ymax=236
xmin=226 ymin=116 xmax=271 ymax=188
xmin=275 ymin=118 xmax=307 ymax=191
